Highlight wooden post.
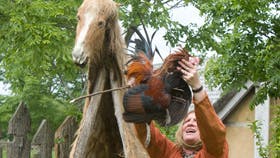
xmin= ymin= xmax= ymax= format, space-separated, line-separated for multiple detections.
xmin=110 ymin=72 xmax=150 ymax=157
xmin=7 ymin=102 xmax=31 ymax=158
xmin=54 ymin=116 xmax=78 ymax=158
xmin=32 ymin=119 xmax=54 ymax=158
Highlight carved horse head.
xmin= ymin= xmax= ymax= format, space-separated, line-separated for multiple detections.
xmin=72 ymin=0 xmax=121 ymax=67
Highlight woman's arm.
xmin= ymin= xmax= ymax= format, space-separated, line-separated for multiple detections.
xmin=194 ymin=90 xmax=228 ymax=157
xmin=134 ymin=122 xmax=179 ymax=157
xmin=178 ymin=58 xmax=228 ymax=157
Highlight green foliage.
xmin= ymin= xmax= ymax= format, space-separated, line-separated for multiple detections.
xmin=0 ymin=0 xmax=83 ymax=135
xmin=269 ymin=104 xmax=280 ymax=157
xmin=249 ymin=104 xmax=280 ymax=158
xmin=0 ymin=95 xmax=21 ymax=137
xmin=157 ymin=124 xmax=178 ymax=142
xmin=117 ymin=0 xmax=173 ymax=29
xmin=249 ymin=121 xmax=269 ymax=158
xmin=116 ymin=0 xmax=186 ymax=47
xmin=197 ymin=0 xmax=279 ymax=106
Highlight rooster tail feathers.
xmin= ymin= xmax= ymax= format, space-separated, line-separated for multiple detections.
xmin=144 ymin=77 xmax=171 ymax=109
xmin=123 ymin=84 xmax=166 ymax=123
xmin=125 ymin=52 xmax=153 ymax=84
xmin=123 ymin=84 xmax=148 ymax=114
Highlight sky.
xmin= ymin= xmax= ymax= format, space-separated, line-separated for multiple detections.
xmin=0 ymin=81 xmax=10 ymax=95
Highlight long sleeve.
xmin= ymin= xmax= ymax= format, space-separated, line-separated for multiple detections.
xmin=194 ymin=92 xmax=228 ymax=158
xmin=134 ymin=122 xmax=182 ymax=157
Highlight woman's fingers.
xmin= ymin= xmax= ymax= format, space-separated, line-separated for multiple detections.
xmin=178 ymin=60 xmax=196 ymax=74
xmin=182 ymin=72 xmax=194 ymax=82
xmin=179 ymin=59 xmax=196 ymax=70
xmin=177 ymin=58 xmax=201 ymax=88
xmin=189 ymin=57 xmax=200 ymax=65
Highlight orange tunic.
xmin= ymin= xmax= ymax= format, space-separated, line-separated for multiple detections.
xmin=135 ymin=94 xmax=229 ymax=158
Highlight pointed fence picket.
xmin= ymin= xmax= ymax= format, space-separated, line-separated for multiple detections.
xmin=0 ymin=102 xmax=78 ymax=158
xmin=54 ymin=116 xmax=78 ymax=158
xmin=32 ymin=120 xmax=54 ymax=158
xmin=7 ymin=102 xmax=31 ymax=158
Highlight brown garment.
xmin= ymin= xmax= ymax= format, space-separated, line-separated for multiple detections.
xmin=135 ymin=94 xmax=229 ymax=158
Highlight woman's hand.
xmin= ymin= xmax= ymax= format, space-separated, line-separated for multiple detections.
xmin=177 ymin=57 xmax=206 ymax=102
xmin=177 ymin=57 xmax=201 ymax=89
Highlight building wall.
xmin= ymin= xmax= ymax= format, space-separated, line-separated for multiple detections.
xmin=224 ymin=90 xmax=255 ymax=158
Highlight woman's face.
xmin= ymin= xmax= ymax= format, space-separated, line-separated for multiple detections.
xmin=182 ymin=112 xmax=200 ymax=145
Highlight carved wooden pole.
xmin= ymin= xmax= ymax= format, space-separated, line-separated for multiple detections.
xmin=7 ymin=102 xmax=31 ymax=158
xmin=32 ymin=120 xmax=54 ymax=158
xmin=70 ymin=69 xmax=108 ymax=157
xmin=110 ymin=71 xmax=150 ymax=157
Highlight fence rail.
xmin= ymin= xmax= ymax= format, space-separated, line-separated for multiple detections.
xmin=0 ymin=102 xmax=78 ymax=158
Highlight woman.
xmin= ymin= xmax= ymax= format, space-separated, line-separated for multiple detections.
xmin=134 ymin=58 xmax=229 ymax=158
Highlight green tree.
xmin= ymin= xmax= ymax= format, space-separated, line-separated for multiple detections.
xmin=0 ymin=0 xmax=83 ymax=134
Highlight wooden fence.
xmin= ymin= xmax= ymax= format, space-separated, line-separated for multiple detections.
xmin=0 ymin=102 xmax=78 ymax=158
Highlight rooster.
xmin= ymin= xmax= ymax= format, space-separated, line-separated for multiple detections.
xmin=123 ymin=48 xmax=193 ymax=127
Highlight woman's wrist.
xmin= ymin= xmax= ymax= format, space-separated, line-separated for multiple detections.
xmin=192 ymin=85 xmax=203 ymax=93
xmin=191 ymin=84 xmax=206 ymax=102
xmin=193 ymin=89 xmax=206 ymax=103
